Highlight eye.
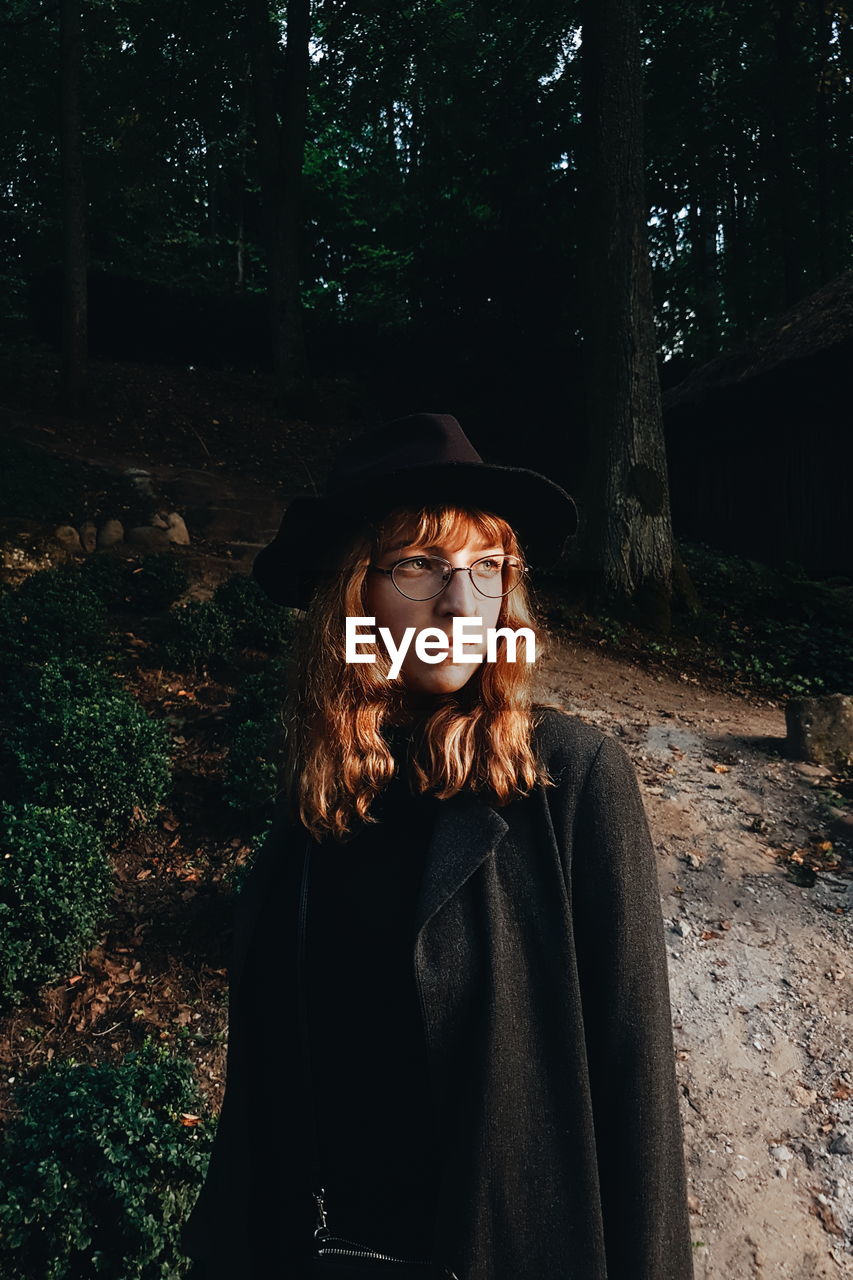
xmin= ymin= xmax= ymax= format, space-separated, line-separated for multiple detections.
xmin=395 ymin=555 xmax=435 ymax=575
xmin=475 ymin=557 xmax=502 ymax=574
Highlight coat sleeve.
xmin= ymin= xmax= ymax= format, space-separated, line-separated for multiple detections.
xmin=571 ymin=733 xmax=695 ymax=1280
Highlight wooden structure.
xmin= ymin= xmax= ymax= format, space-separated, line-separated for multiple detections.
xmin=663 ymin=269 xmax=852 ymax=577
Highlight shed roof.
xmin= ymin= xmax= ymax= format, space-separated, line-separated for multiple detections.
xmin=663 ymin=268 xmax=853 ymax=412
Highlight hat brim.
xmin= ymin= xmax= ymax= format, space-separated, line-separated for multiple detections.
xmin=252 ymin=461 xmax=578 ymax=609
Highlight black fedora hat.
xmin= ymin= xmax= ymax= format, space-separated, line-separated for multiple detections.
xmin=252 ymin=413 xmax=578 ymax=609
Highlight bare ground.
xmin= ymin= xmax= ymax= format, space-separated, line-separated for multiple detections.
xmin=536 ymin=641 xmax=853 ymax=1278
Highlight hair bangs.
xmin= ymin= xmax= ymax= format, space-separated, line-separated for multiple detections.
xmin=375 ymin=505 xmax=517 ymax=558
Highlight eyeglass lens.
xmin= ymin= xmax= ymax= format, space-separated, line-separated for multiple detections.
xmin=391 ymin=555 xmax=523 ymax=600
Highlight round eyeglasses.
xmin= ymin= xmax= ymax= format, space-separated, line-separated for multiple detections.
xmin=369 ymin=553 xmax=527 ymax=601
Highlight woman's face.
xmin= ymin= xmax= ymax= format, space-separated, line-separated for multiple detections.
xmin=364 ymin=526 xmax=505 ymax=696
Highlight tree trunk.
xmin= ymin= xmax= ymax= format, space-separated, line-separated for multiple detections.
xmin=59 ymin=0 xmax=87 ymax=412
xmin=247 ymin=0 xmax=309 ymax=400
xmin=577 ymin=0 xmax=675 ymax=632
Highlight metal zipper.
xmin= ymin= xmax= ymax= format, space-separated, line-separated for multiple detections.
xmin=317 ymin=1237 xmax=437 ymax=1266
xmin=312 ymin=1187 xmax=460 ymax=1273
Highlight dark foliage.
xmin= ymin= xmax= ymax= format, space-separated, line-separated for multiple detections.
xmin=0 ymin=1040 xmax=212 ymax=1279
xmin=0 ymin=803 xmax=111 ymax=1007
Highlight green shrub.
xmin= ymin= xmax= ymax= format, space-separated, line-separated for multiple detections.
xmin=674 ymin=543 xmax=853 ymax=696
xmin=76 ymin=551 xmax=190 ymax=613
xmin=123 ymin=553 xmax=190 ymax=613
xmin=160 ymin=600 xmax=235 ymax=673
xmin=0 ymin=1039 xmax=212 ymax=1279
xmin=225 ymin=654 xmax=291 ymax=727
xmin=0 ymin=803 xmax=112 ymax=1006
xmin=222 ymin=658 xmax=289 ymax=813
xmin=224 ymin=811 xmax=276 ymax=897
xmin=222 ymin=717 xmax=283 ymax=813
xmin=76 ymin=553 xmax=131 ymax=609
xmin=0 ymin=567 xmax=109 ymax=668
xmin=212 ymin=573 xmax=297 ymax=652
xmin=5 ymin=658 xmax=171 ymax=838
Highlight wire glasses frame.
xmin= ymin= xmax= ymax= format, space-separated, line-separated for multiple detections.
xmin=368 ymin=553 xmax=528 ymax=601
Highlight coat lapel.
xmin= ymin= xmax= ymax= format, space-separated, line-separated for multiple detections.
xmin=414 ymin=791 xmax=509 ymax=938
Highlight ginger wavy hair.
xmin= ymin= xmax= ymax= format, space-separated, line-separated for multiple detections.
xmin=282 ymin=504 xmax=553 ymax=840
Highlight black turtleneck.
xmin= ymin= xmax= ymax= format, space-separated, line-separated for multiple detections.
xmin=244 ymin=733 xmax=443 ymax=1268
xmin=305 ymin=744 xmax=442 ymax=1255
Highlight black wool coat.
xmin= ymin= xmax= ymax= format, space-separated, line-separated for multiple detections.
xmin=180 ymin=708 xmax=695 ymax=1280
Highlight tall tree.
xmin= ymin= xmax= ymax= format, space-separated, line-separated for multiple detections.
xmin=813 ymin=0 xmax=832 ymax=284
xmin=59 ymin=0 xmax=87 ymax=411
xmin=577 ymin=0 xmax=675 ymax=629
xmin=247 ymin=0 xmax=310 ymax=400
xmin=770 ymin=0 xmax=801 ymax=306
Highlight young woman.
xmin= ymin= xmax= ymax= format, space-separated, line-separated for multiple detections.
xmin=181 ymin=414 xmax=695 ymax=1280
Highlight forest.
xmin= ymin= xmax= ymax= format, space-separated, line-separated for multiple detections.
xmin=0 ymin=1 xmax=852 ymax=1277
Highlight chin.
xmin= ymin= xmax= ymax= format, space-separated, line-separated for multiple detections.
xmin=402 ymin=664 xmax=480 ymax=696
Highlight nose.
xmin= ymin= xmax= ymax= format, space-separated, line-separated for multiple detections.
xmin=435 ymin=567 xmax=479 ymax=616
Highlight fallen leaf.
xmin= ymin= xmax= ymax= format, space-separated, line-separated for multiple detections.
xmin=810 ymin=1197 xmax=843 ymax=1236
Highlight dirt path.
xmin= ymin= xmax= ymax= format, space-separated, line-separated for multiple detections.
xmin=538 ymin=639 xmax=853 ymax=1278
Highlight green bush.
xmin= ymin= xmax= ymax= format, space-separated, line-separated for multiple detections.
xmin=222 ymin=658 xmax=289 ymax=813
xmin=76 ymin=553 xmax=131 ymax=609
xmin=225 ymin=654 xmax=291 ymax=726
xmin=224 ymin=811 xmax=276 ymax=897
xmin=76 ymin=551 xmax=189 ymax=613
xmin=122 ymin=553 xmax=190 ymax=613
xmin=5 ymin=658 xmax=171 ymax=839
xmin=160 ymin=600 xmax=235 ymax=673
xmin=222 ymin=717 xmax=282 ymax=813
xmin=0 ymin=1039 xmax=212 ymax=1279
xmin=0 ymin=803 xmax=112 ymax=1006
xmin=212 ymin=572 xmax=297 ymax=652
xmin=680 ymin=543 xmax=853 ymax=696
xmin=0 ymin=567 xmax=109 ymax=668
